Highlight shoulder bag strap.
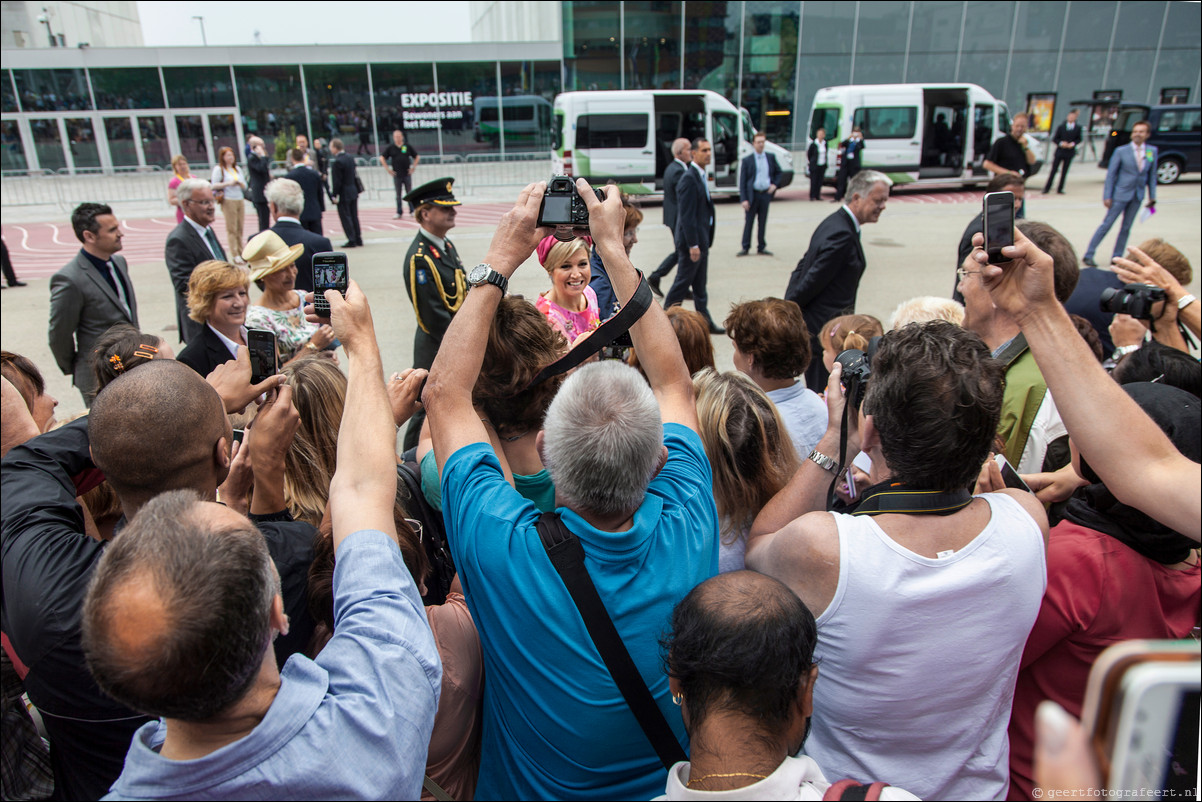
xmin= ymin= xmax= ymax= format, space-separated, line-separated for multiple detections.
xmin=536 ymin=511 xmax=687 ymax=770
xmin=422 ymin=774 xmax=455 ymax=801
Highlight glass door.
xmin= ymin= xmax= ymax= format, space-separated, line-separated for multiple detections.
xmin=104 ymin=116 xmax=138 ymax=167
xmin=65 ymin=118 xmax=101 ymax=170
xmin=175 ymin=114 xmax=208 ymax=165
xmin=208 ymin=113 xmax=237 ymax=159
xmin=139 ymin=116 xmax=170 ymax=168
xmin=29 ymin=118 xmax=65 ymax=171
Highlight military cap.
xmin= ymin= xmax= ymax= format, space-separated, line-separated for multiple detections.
xmin=404 ymin=177 xmax=461 ymax=208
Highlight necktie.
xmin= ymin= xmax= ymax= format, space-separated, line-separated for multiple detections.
xmin=1136 ymin=146 xmax=1145 ymax=171
xmin=204 ymin=227 xmax=226 ymax=260
xmin=106 ymin=261 xmax=131 ymax=316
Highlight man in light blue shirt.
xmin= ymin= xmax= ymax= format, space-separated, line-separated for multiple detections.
xmin=88 ymin=280 xmax=441 ymax=800
xmin=425 ymin=179 xmax=719 ymax=800
xmin=738 ymin=132 xmax=782 ymax=257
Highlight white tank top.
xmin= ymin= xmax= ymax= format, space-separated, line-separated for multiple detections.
xmin=802 ymin=493 xmax=1046 ymax=801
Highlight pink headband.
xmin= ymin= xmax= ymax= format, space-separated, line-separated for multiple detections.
xmin=536 ymin=234 xmax=593 ymax=267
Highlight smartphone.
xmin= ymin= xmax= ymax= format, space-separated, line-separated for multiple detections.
xmin=983 ymin=190 xmax=1015 ymax=265
xmin=1081 ymin=640 xmax=1201 ymax=794
xmin=246 ymin=329 xmax=278 ymax=385
xmin=312 ymin=251 xmax=349 ymax=317
xmin=993 ymin=453 xmax=1031 ymax=492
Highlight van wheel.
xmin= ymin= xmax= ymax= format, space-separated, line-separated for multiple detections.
xmin=1156 ymin=157 xmax=1182 ymax=185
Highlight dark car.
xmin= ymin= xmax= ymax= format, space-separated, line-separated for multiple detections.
xmin=1100 ymin=103 xmax=1201 ymax=184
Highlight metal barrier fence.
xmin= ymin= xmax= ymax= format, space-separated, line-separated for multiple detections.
xmin=2 ymin=154 xmax=553 ymax=212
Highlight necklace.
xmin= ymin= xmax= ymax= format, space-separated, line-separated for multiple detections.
xmin=686 ymin=771 xmax=768 ymax=787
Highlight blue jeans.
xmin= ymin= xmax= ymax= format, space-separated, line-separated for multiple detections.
xmin=1084 ymin=195 xmax=1142 ymax=261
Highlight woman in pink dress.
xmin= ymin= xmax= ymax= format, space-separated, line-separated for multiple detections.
xmin=534 ymin=235 xmax=600 ymax=346
xmin=166 ymin=154 xmax=191 ymax=224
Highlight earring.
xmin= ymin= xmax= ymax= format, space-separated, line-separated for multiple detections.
xmin=672 ymin=693 xmax=683 ymax=706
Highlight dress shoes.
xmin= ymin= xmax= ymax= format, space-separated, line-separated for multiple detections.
xmin=758 ymin=249 xmax=773 ymax=256
xmin=341 ymin=241 xmax=358 ymax=248
xmin=736 ymin=249 xmax=750 ymax=257
xmin=7 ymin=281 xmax=26 ymax=287
xmin=706 ymin=319 xmax=725 ymax=335
xmin=648 ymin=276 xmax=664 ymax=298
xmin=1082 ymin=256 xmax=1098 ymax=268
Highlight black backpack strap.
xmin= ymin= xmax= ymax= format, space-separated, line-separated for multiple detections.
xmin=535 ymin=511 xmax=687 ymax=770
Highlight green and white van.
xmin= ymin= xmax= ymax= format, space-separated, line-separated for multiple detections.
xmin=552 ymin=89 xmax=794 ymax=197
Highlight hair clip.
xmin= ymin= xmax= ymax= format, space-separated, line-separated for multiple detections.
xmin=108 ymin=353 xmax=125 ymax=373
xmin=829 ymin=323 xmax=841 ymax=339
xmin=133 ymin=345 xmax=157 ymax=360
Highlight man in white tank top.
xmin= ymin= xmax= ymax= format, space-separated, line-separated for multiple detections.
xmin=746 ymin=321 xmax=1049 ymax=801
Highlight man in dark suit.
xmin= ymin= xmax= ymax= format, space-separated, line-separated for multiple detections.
xmin=265 ymin=177 xmax=333 ymax=294
xmin=246 ymin=135 xmax=273 ymax=233
xmin=807 ymin=127 xmax=829 ymax=200
xmin=284 ymin=148 xmax=325 ymax=235
xmin=165 ymin=179 xmax=225 ymax=344
xmin=738 ymin=131 xmax=783 ymax=257
xmin=48 ymin=203 xmax=139 ymax=405
xmin=786 ymin=170 xmax=892 ymax=390
xmin=833 ymin=126 xmax=865 ymax=202
xmin=329 ymin=138 xmax=362 ymax=248
xmin=647 ymin=137 xmax=691 ymax=298
xmin=1042 ymin=109 xmax=1083 ymax=195
xmin=664 ymin=138 xmax=723 ymax=334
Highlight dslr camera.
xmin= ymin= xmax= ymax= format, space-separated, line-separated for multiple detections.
xmin=538 ymin=176 xmax=606 ymax=240
xmin=1100 ymin=283 xmax=1167 ymax=321
xmin=834 ymin=336 xmax=882 ymax=411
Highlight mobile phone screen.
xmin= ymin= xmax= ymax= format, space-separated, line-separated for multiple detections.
xmin=984 ymin=191 xmax=1015 ymax=264
xmin=246 ymin=329 xmax=277 ymax=384
xmin=994 ymin=453 xmax=1030 ymax=492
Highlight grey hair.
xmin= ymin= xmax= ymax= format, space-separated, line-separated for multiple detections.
xmin=266 ymin=178 xmax=305 ymax=217
xmin=81 ymin=490 xmax=278 ymax=722
xmin=542 ymin=361 xmax=663 ymax=517
xmin=889 ymin=296 xmax=965 ymax=330
xmin=847 ymin=169 xmax=892 ymax=201
xmin=175 ymin=177 xmax=211 ymax=204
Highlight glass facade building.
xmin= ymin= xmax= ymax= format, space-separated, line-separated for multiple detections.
xmin=1 ymin=1 xmax=1197 ymax=174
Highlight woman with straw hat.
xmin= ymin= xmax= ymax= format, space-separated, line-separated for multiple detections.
xmin=243 ymin=230 xmax=335 ymax=363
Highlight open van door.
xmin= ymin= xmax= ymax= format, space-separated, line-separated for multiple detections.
xmin=575 ymin=95 xmax=656 ymax=183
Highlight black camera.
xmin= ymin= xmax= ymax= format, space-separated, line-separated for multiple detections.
xmin=1100 ymin=283 xmax=1166 ymax=321
xmin=835 ymin=335 xmax=881 ymax=411
xmin=538 ymin=176 xmax=606 ymax=234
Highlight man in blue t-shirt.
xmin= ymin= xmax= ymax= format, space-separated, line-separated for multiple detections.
xmin=424 ymin=179 xmax=719 ymax=800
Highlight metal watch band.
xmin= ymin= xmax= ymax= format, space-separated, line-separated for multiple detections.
xmin=807 ymin=449 xmax=841 ymax=475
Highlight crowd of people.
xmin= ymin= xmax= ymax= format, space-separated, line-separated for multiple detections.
xmin=2 ymin=137 xmax=1200 ymax=802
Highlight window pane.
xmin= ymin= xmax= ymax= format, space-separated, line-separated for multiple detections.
xmin=498 ymin=61 xmax=559 ymax=153
xmin=624 ymin=1 xmax=682 ymax=90
xmin=234 ymin=65 xmax=306 ymax=160
xmin=105 ymin=117 xmax=138 ymax=167
xmin=372 ymin=63 xmax=438 ymax=160
xmin=13 ymin=69 xmax=92 ymax=111
xmin=801 ymin=3 xmax=855 ymax=55
xmin=176 ymin=115 xmax=206 ymax=165
xmin=209 ymin=114 xmax=238 ymax=161
xmin=30 ymin=119 xmax=65 ymax=171
xmin=303 ymin=64 xmax=370 ymax=148
xmin=2 ymin=120 xmax=28 ymax=171
xmin=90 ymin=67 xmax=164 ymax=110
xmin=852 ymin=107 xmax=917 ymax=139
xmin=139 ymin=116 xmax=170 ymax=168
xmin=1062 ymin=1 xmax=1113 ymax=51
xmin=436 ymin=61 xmax=498 ymax=158
xmin=66 ymin=118 xmax=101 ymax=169
xmin=683 ymin=1 xmax=739 ymax=98
xmin=741 ymin=1 xmax=799 ymax=143
xmin=796 ymin=54 xmax=852 ymax=140
xmin=1161 ymin=1 xmax=1201 ymax=49
xmin=909 ymin=1 xmax=964 ymax=53
xmin=163 ymin=66 xmax=235 ymax=108
xmin=578 ymin=114 xmax=649 ymax=148
xmin=2 ymin=70 xmax=17 ymax=113
xmin=563 ymin=0 xmax=621 ymax=90
xmin=855 ymin=1 xmax=910 ymax=55
xmin=905 ymin=53 xmax=957 ymax=85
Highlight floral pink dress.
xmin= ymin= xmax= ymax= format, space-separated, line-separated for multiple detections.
xmin=536 ymin=286 xmax=601 ymax=345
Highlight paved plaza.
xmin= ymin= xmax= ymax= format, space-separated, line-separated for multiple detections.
xmin=3 ymin=167 xmax=1199 ymax=421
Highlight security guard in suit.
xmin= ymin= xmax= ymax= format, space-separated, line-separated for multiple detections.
xmin=401 ymin=177 xmax=466 ymax=449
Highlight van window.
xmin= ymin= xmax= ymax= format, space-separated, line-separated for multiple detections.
xmin=811 ymin=106 xmax=839 ymax=139
xmin=973 ymin=104 xmax=995 ymax=162
xmin=480 ymin=107 xmax=499 ymax=123
xmin=852 ymin=107 xmax=917 ymax=139
xmin=577 ymin=114 xmax=648 ymax=149
xmin=1157 ymin=109 xmax=1202 ymax=133
xmin=713 ymin=111 xmax=739 ymax=167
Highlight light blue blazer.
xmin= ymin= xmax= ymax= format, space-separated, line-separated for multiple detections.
xmin=1104 ymin=142 xmax=1158 ymax=204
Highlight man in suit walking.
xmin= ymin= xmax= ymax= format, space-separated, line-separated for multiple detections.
xmin=246 ymin=136 xmax=273 ymax=233
xmin=165 ymin=179 xmax=224 ymax=344
xmin=738 ymin=132 xmax=782 ymax=257
xmin=664 ymin=138 xmax=723 ymax=334
xmin=48 ymin=203 xmax=139 ymax=405
xmin=265 ymin=177 xmax=333 ymax=293
xmin=647 ymin=138 xmax=691 ymax=298
xmin=833 ymin=126 xmax=865 ymax=202
xmin=328 ymin=139 xmax=362 ymax=248
xmin=1041 ymin=109 xmax=1083 ymax=195
xmin=808 ymin=127 xmax=829 ymax=200
xmin=284 ymin=148 xmax=326 ymax=235
xmin=1082 ymin=120 xmax=1157 ymax=267
xmin=786 ymin=170 xmax=892 ymax=390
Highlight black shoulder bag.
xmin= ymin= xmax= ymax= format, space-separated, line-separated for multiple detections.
xmin=535 ymin=511 xmax=687 ymax=770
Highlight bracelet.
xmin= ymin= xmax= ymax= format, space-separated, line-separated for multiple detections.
xmin=305 ymin=342 xmax=319 ymax=351
xmin=1178 ymin=293 xmax=1197 ymax=310
xmin=1112 ymin=344 xmax=1142 ymax=359
xmin=807 ymin=449 xmax=842 ymax=475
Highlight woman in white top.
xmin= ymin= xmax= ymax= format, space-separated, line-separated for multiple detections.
xmin=211 ymin=146 xmax=248 ymax=263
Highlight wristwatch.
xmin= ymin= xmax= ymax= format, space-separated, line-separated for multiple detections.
xmin=807 ymin=449 xmax=842 ymax=476
xmin=467 ymin=263 xmax=508 ymax=296
xmin=1177 ymin=293 xmax=1197 ymax=310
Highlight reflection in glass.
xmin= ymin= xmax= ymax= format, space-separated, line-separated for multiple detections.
xmin=683 ymin=1 xmax=739 ymax=99
xmin=2 ymin=70 xmax=18 ymax=113
xmin=372 ymin=63 xmax=438 ymax=160
xmin=208 ymin=114 xmax=238 ymax=161
xmin=105 ymin=117 xmax=139 ymax=167
xmin=436 ymin=61 xmax=499 ymax=158
xmin=563 ymin=0 xmax=621 ymax=90
xmin=91 ymin=68 xmax=165 ymax=110
xmin=741 ymin=2 xmax=799 ymax=143
xmin=163 ymin=66 xmax=235 ymax=108
xmin=2 ymin=120 xmax=28 ymax=171
xmin=303 ymin=64 xmax=371 ymax=149
xmin=498 ymin=61 xmax=559 ymax=152
xmin=31 ymin=118 xmax=65 ymax=171
xmin=797 ymin=55 xmax=852 ymax=139
xmin=234 ymin=65 xmax=306 ymax=159
xmin=175 ymin=115 xmax=207 ymax=164
xmin=623 ymin=1 xmax=682 ymax=90
xmin=909 ymin=1 xmax=965 ymax=54
xmin=12 ymin=68 xmax=92 ymax=112
xmin=66 ymin=118 xmax=101 ymax=169
xmin=140 ymin=117 xmax=170 ymax=167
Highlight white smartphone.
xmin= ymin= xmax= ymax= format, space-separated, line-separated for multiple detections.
xmin=993 ymin=453 xmax=1031 ymax=493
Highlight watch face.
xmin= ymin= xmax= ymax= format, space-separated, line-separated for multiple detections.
xmin=468 ymin=265 xmax=488 ymax=284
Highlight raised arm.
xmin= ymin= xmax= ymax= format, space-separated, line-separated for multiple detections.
xmin=976 ymin=229 xmax=1201 ymax=540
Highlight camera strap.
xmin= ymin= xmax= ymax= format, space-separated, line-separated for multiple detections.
xmin=850 ymin=479 xmax=973 ymax=517
xmin=525 ymin=273 xmax=654 ymax=388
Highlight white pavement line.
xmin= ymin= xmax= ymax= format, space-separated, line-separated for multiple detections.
xmin=151 ymin=218 xmax=176 ymax=227
xmin=50 ymin=223 xmax=74 ymax=246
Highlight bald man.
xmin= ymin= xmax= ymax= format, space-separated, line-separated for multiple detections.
xmin=647 ymin=137 xmax=692 ymax=297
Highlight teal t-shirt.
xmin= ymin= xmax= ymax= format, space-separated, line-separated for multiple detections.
xmin=440 ymin=424 xmax=718 ymax=800
xmin=419 ymin=448 xmax=556 ymax=513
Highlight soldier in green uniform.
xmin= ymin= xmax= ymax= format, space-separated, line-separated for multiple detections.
xmin=402 ymin=177 xmax=466 ymax=449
